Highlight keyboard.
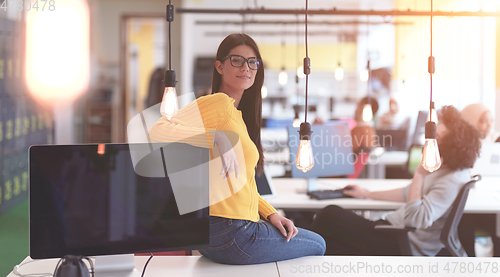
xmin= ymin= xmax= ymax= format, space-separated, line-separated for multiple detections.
xmin=307 ymin=189 xmax=353 ymax=200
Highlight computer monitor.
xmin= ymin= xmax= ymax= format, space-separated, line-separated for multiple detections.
xmin=470 ymin=142 xmax=500 ymax=177
xmin=411 ymin=110 xmax=429 ymax=146
xmin=255 ymin=167 xmax=276 ymax=199
xmin=375 ymin=129 xmax=408 ymax=151
xmin=29 ymin=143 xmax=209 ymax=275
xmin=287 ymin=123 xmax=355 ymax=191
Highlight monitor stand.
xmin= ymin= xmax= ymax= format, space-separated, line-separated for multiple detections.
xmin=296 ymin=178 xmax=318 ymax=194
xmin=94 ymin=254 xmax=141 ymax=277
xmin=307 ymin=178 xmax=317 ymax=192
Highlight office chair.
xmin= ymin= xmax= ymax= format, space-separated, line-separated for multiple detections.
xmin=374 ymin=175 xmax=481 ymax=256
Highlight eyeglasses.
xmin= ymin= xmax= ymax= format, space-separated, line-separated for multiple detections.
xmin=222 ymin=54 xmax=261 ymax=70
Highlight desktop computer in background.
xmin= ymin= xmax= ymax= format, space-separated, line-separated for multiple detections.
xmin=287 ymin=123 xmax=355 ymax=192
xmin=29 ymin=143 xmax=209 ymax=276
xmin=411 ymin=110 xmax=429 ymax=146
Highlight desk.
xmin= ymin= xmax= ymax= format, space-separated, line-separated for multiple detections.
xmin=268 ymin=177 xmax=500 ymax=213
xmin=11 ymin=255 xmax=500 ymax=277
xmin=8 ymin=256 xmax=280 ymax=277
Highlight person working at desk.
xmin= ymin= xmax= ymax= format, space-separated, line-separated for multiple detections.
xmin=149 ymin=34 xmax=325 ymax=265
xmin=460 ymin=103 xmax=500 ymax=142
xmin=311 ymin=106 xmax=481 ymax=256
xmin=458 ymin=103 xmax=500 ymax=257
xmin=376 ymin=97 xmax=410 ymax=131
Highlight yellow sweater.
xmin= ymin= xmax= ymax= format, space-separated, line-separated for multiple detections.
xmin=148 ymin=93 xmax=278 ymax=222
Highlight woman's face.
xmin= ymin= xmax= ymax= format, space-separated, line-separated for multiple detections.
xmin=476 ymin=111 xmax=492 ymax=139
xmin=216 ymin=45 xmax=258 ymax=93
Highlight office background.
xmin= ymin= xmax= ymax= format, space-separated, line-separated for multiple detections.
xmin=1 ymin=0 xmax=500 ymax=275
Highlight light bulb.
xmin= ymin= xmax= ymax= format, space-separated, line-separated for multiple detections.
xmin=359 ymin=69 xmax=369 ymax=82
xmin=421 ymin=138 xmax=441 ymax=172
xmin=421 ymin=121 xmax=441 ymax=172
xmin=295 ymin=122 xmax=314 ymax=172
xmin=160 ymin=86 xmax=179 ymax=120
xmin=296 ymin=140 xmax=314 ymax=172
xmin=293 ymin=117 xmax=300 ymax=127
xmin=261 ymin=85 xmax=268 ymax=99
xmin=335 ymin=65 xmax=344 ymax=81
xmin=362 ymin=104 xmax=373 ymax=122
xmin=297 ymin=66 xmax=305 ymax=79
xmin=278 ymin=68 xmax=288 ymax=85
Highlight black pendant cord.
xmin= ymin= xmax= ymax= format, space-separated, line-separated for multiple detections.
xmin=304 ymin=0 xmax=309 ymax=123
xmin=367 ymin=16 xmax=371 ymax=109
xmin=429 ymin=0 xmax=433 ymax=122
xmin=168 ymin=0 xmax=172 ymax=71
xmin=164 ymin=0 xmax=177 ymax=88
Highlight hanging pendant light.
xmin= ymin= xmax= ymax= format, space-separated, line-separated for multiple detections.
xmin=278 ymin=40 xmax=288 ymax=86
xmin=261 ymin=85 xmax=268 ymax=99
xmin=295 ymin=0 xmax=313 ymax=173
xmin=335 ymin=62 xmax=344 ymax=81
xmin=362 ymin=103 xmax=373 ymax=122
xmin=335 ymin=29 xmax=344 ymax=81
xmin=422 ymin=121 xmax=441 ymax=172
xmin=297 ymin=66 xmax=305 ymax=79
xmin=359 ymin=68 xmax=369 ymax=82
xmin=421 ymin=0 xmax=441 ymax=173
xmin=278 ymin=67 xmax=288 ymax=86
xmin=296 ymin=122 xmax=314 ymax=172
xmin=160 ymin=70 xmax=178 ymax=119
xmin=160 ymin=1 xmax=179 ymax=120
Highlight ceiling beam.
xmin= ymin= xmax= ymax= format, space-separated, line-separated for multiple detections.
xmin=177 ymin=8 xmax=500 ymax=17
xmin=195 ymin=20 xmax=413 ymax=25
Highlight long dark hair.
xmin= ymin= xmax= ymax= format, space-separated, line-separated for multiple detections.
xmin=211 ymin=33 xmax=265 ymax=176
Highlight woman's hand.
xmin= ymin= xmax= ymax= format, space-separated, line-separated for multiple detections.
xmin=215 ymin=131 xmax=239 ymax=180
xmin=343 ymin=184 xmax=369 ymax=199
xmin=268 ymin=213 xmax=298 ymax=242
xmin=413 ymin=163 xmax=432 ymax=178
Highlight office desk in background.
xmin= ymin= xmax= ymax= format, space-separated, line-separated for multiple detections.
xmin=268 ymin=177 xmax=500 ymax=214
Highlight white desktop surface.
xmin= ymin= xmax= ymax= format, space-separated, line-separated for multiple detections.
xmin=8 ymin=256 xmax=280 ymax=277
xmin=268 ymin=177 xmax=500 ymax=213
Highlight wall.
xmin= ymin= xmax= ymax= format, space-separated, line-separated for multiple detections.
xmin=0 ymin=13 xmax=52 ymax=214
xmin=393 ymin=0 xmax=497 ymax=135
xmin=180 ymin=0 xmax=396 ymax=120
xmin=89 ymin=0 xmax=181 ymax=142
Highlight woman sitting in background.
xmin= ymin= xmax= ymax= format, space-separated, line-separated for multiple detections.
xmin=460 ymin=103 xmax=499 ymax=142
xmin=311 ymin=105 xmax=481 ymax=256
xmin=459 ymin=103 xmax=500 ymax=257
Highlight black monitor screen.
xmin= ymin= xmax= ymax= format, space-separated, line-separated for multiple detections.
xmin=29 ymin=143 xmax=209 ymax=259
xmin=255 ymin=170 xmax=272 ymax=196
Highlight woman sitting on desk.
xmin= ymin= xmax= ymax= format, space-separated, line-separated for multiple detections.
xmin=149 ymin=33 xmax=325 ymax=264
xmin=311 ymin=105 xmax=481 ymax=256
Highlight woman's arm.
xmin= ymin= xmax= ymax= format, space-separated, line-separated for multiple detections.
xmin=406 ymin=164 xmax=430 ymax=203
xmin=343 ymin=185 xmax=404 ymax=202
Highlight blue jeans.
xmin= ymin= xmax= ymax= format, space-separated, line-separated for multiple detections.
xmin=198 ymin=216 xmax=326 ymax=265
